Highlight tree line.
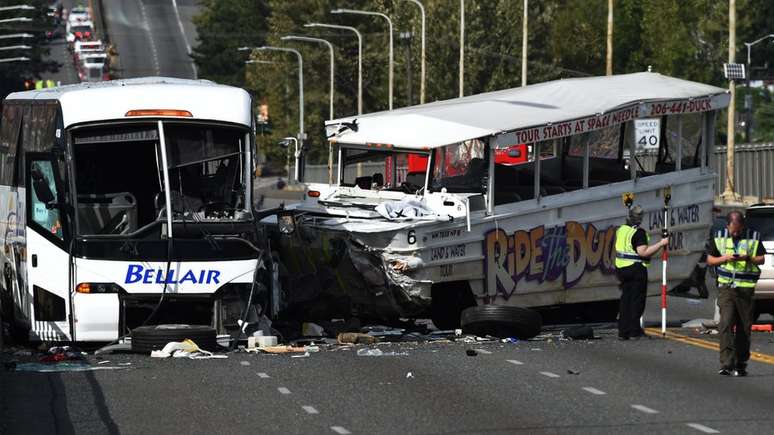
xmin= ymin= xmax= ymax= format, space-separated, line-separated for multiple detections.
xmin=195 ymin=0 xmax=773 ymax=164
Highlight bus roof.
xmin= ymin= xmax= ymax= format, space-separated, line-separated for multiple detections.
xmin=325 ymin=72 xmax=730 ymax=150
xmin=4 ymin=77 xmax=252 ymax=128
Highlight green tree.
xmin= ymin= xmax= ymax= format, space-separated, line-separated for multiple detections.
xmin=0 ymin=0 xmax=61 ymax=100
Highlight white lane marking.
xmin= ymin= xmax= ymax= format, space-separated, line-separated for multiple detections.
xmin=630 ymin=404 xmax=659 ymax=414
xmin=474 ymin=348 xmax=492 ymax=355
xmin=277 ymin=387 xmax=291 ymax=395
xmin=170 ymin=0 xmax=197 ymax=78
xmin=506 ymin=359 xmax=523 ymax=365
xmin=137 ymin=0 xmax=160 ymax=75
xmin=240 ymin=361 xmax=250 ymax=366
xmin=302 ymin=406 xmax=319 ymax=415
xmin=257 ymin=372 xmax=270 ymax=378
xmin=686 ymin=423 xmax=720 ymax=433
xmin=582 ymin=387 xmax=607 ymax=395
xmin=331 ymin=427 xmax=351 ymax=434
xmin=539 ymin=371 xmax=560 ymax=378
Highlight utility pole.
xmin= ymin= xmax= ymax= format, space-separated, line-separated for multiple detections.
xmin=606 ymin=0 xmax=613 ymax=76
xmin=723 ymin=0 xmax=738 ymax=201
xmin=522 ymin=0 xmax=528 ymax=86
xmin=459 ymin=0 xmax=464 ymax=97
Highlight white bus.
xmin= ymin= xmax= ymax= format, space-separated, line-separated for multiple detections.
xmin=0 ymin=77 xmax=269 ymax=342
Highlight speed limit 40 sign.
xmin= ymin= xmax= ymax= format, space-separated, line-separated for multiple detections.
xmin=634 ymin=118 xmax=661 ymax=150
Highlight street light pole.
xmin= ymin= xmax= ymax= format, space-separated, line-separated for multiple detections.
xmin=282 ymin=35 xmax=337 ymax=184
xmin=282 ymin=35 xmax=335 ymax=120
xmin=0 ymin=56 xmax=29 ymax=63
xmin=0 ymin=17 xmax=32 ymax=24
xmin=239 ymin=45 xmax=305 ymax=181
xmin=305 ymin=23 xmax=362 ymax=115
xmin=331 ymin=8 xmax=394 ymax=111
xmin=522 ymin=0 xmax=528 ymax=86
xmin=0 ymin=33 xmax=33 ymax=40
xmin=743 ymin=34 xmax=774 ymax=143
xmin=400 ymin=0 xmax=425 ymax=104
xmin=459 ymin=0 xmax=464 ymax=97
xmin=0 ymin=5 xmax=35 ymax=13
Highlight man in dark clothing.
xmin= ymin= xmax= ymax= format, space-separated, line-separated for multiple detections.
xmin=615 ymin=205 xmax=669 ymax=340
xmin=706 ymin=211 xmax=765 ymax=376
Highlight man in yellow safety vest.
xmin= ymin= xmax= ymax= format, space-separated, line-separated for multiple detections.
xmin=614 ymin=205 xmax=669 ymax=340
xmin=707 ymin=211 xmax=765 ymax=376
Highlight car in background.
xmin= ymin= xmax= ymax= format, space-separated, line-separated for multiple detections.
xmin=745 ymin=204 xmax=774 ymax=320
xmin=66 ymin=20 xmax=94 ymax=47
xmin=66 ymin=5 xmax=90 ymax=25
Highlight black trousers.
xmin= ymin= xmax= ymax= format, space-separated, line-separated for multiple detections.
xmin=618 ymin=276 xmax=647 ymax=338
xmin=717 ymin=285 xmax=755 ymax=370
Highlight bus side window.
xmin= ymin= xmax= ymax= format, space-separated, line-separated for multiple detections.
xmin=30 ymin=160 xmax=63 ymax=239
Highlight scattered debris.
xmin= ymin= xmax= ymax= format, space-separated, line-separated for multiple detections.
xmin=406 ymin=371 xmax=414 ymax=378
xmin=561 ymin=326 xmax=595 ymax=340
xmin=258 ymin=345 xmax=307 ymax=354
xmin=40 ymin=346 xmax=86 ymax=363
xmin=149 ymin=339 xmax=226 ymax=359
xmin=291 ymin=352 xmax=310 ymax=358
xmin=501 ymin=337 xmax=519 ymax=344
xmin=257 ymin=336 xmax=279 ymax=348
xmin=94 ymin=342 xmax=132 ymax=355
xmin=466 ymin=349 xmax=478 ymax=357
xmin=9 ymin=362 xmax=131 ymax=373
xmin=356 ymin=348 xmax=408 ymax=357
xmin=337 ymin=332 xmax=379 ymax=345
xmin=302 ymin=322 xmax=325 ymax=337
xmin=567 ymin=369 xmax=580 ymax=375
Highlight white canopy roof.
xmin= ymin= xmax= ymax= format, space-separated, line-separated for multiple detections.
xmin=326 ymin=72 xmax=729 ymax=150
xmin=6 ymin=77 xmax=252 ymax=128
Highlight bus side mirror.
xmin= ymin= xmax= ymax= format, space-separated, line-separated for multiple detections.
xmin=31 ymin=166 xmax=55 ymax=205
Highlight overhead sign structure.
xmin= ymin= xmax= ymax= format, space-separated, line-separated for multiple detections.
xmin=634 ymin=118 xmax=661 ymax=151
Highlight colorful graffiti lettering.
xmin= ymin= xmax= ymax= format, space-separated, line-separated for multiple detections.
xmin=484 ymin=222 xmax=617 ymax=300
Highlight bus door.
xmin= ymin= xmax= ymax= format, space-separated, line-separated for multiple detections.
xmin=25 ymin=153 xmax=72 ymax=341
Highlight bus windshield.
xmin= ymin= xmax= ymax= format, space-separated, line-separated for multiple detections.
xmin=339 ymin=147 xmax=429 ymax=194
xmin=73 ymin=122 xmax=248 ymax=236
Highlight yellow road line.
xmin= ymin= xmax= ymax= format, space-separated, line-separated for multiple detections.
xmin=644 ymin=327 xmax=774 ymax=365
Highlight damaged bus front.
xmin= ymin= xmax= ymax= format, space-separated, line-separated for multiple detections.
xmin=1 ymin=78 xmax=272 ymax=342
xmin=266 ymin=73 xmax=729 ymax=330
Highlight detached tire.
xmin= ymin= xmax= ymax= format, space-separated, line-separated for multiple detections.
xmin=461 ymin=305 xmax=542 ymax=339
xmin=131 ymin=324 xmax=218 ymax=353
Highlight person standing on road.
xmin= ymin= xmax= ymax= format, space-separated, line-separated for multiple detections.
xmin=706 ymin=211 xmax=765 ymax=376
xmin=614 ymin=205 xmax=669 ymax=340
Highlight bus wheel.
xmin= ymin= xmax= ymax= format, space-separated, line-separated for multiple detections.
xmin=461 ymin=305 xmax=542 ymax=339
xmin=430 ymin=281 xmax=476 ymax=331
xmin=131 ymin=324 xmax=218 ymax=354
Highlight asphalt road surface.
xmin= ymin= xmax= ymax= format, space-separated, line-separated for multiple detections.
xmin=2 ymin=279 xmax=773 ymax=435
xmin=2 ymin=322 xmax=774 ymax=435
xmin=102 ymin=0 xmax=198 ymax=79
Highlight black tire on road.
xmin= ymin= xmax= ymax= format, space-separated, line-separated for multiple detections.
xmin=131 ymin=324 xmax=218 ymax=354
xmin=461 ymin=305 xmax=543 ymax=339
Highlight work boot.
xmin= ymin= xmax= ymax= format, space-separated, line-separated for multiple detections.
xmin=718 ymin=368 xmax=733 ymax=376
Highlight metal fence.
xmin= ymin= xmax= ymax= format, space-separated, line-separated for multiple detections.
xmin=712 ymin=143 xmax=774 ymax=203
